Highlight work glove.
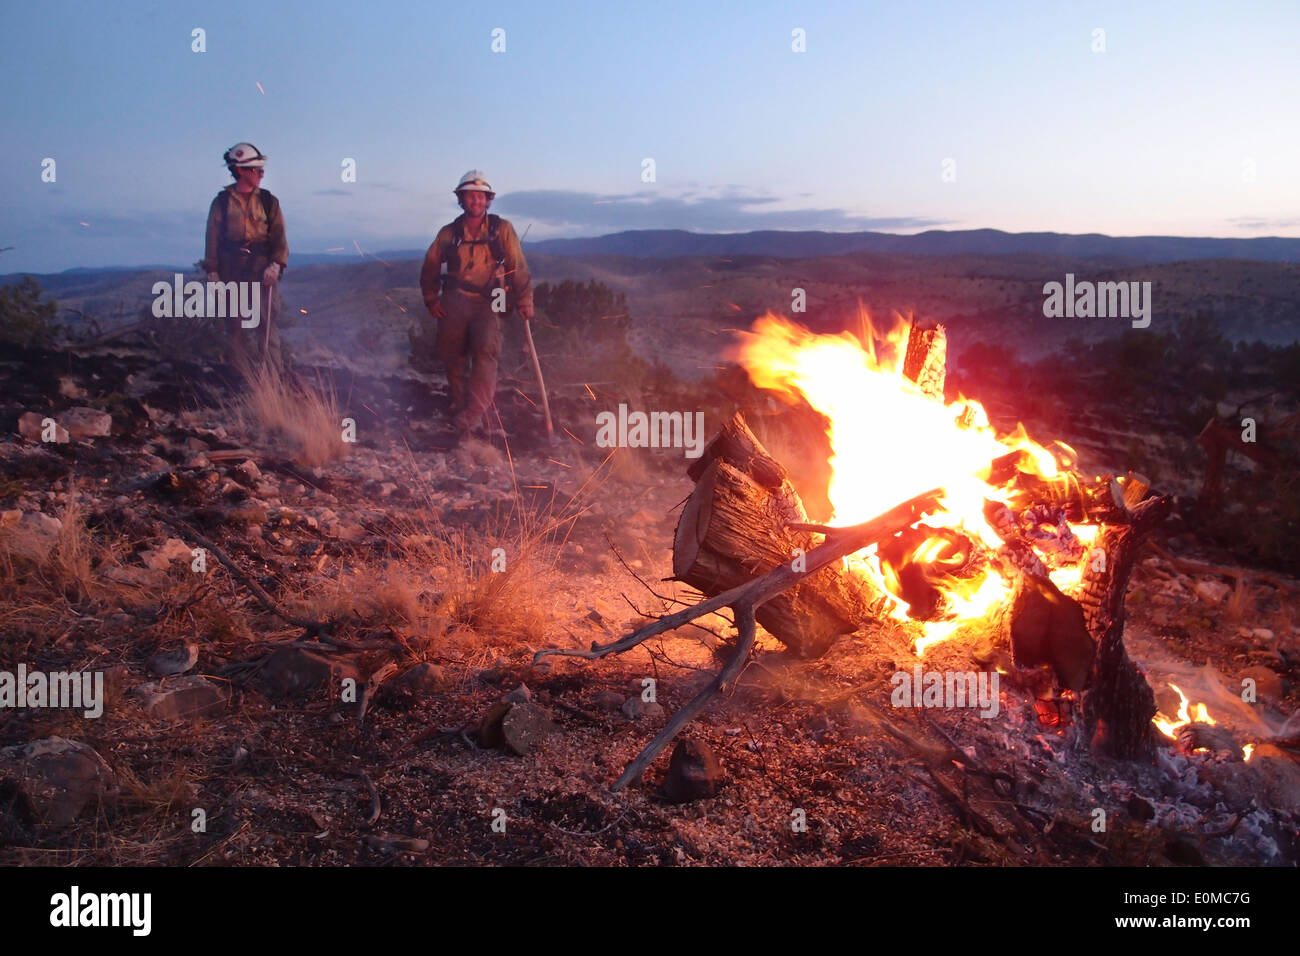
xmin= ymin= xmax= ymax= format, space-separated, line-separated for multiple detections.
xmin=262 ymin=262 xmax=281 ymax=286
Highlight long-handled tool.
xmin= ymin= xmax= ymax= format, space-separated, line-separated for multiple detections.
xmin=511 ymin=223 xmax=553 ymax=443
xmin=262 ymin=280 xmax=275 ymax=364
xmin=522 ymin=317 xmax=553 ymax=443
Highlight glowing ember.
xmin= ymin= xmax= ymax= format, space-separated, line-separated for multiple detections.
xmin=732 ymin=312 xmax=1098 ymax=652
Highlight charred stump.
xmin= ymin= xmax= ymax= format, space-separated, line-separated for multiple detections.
xmin=1078 ymin=495 xmax=1171 ymax=759
xmin=673 ymin=413 xmax=890 ymax=657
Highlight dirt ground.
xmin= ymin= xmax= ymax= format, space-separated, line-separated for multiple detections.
xmin=0 ymin=343 xmax=1296 ymax=867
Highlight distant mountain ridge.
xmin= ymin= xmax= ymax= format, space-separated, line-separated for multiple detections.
xmin=5 ymin=228 xmax=1300 ymax=284
xmin=523 ymin=228 xmax=1300 ymax=263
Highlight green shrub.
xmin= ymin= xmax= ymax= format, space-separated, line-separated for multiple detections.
xmin=0 ymin=276 xmax=58 ymax=347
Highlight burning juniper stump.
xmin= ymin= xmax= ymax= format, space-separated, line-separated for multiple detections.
xmin=672 ymin=413 xmax=891 ymax=657
xmin=540 ymin=314 xmax=1172 ymax=787
xmin=1077 ymin=494 xmax=1172 ymax=759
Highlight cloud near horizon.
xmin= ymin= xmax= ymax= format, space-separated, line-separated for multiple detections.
xmin=495 ymin=189 xmax=948 ymax=234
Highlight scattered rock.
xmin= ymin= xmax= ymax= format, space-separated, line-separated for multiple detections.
xmin=476 ymin=700 xmax=510 ymax=749
xmin=17 ymin=411 xmax=68 ymax=443
xmin=0 ymin=737 xmax=119 ymax=825
xmin=1194 ymin=578 xmax=1232 ymax=605
xmin=502 ymin=683 xmax=531 ymax=705
xmin=133 ymin=676 xmax=229 ymax=720
xmin=258 ymin=647 xmax=359 ymax=700
xmin=1239 ymin=665 xmax=1284 ymax=701
xmin=661 ymin=739 xmax=723 ymax=802
xmin=58 ymin=377 xmax=87 ymax=400
xmin=622 ymin=697 xmax=665 ymax=721
xmin=1251 ymin=627 xmax=1275 ymax=641
xmin=380 ymin=662 xmax=445 ymax=701
xmin=235 ymin=459 xmax=261 ymax=482
xmin=0 ymin=511 xmax=63 ymax=563
xmin=364 ymin=832 xmax=430 ymax=855
xmin=1245 ymin=744 xmax=1300 ymax=813
xmin=138 ymin=537 xmax=193 ymax=571
xmin=227 ymin=500 xmax=269 ymax=526
xmin=594 ymin=690 xmax=625 ymax=711
xmin=500 ymin=703 xmax=557 ymax=756
xmin=148 ymin=643 xmax=199 ymax=677
xmin=61 ymin=406 xmax=112 ymax=439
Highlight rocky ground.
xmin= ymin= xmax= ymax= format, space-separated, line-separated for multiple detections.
xmin=0 ymin=342 xmax=1297 ymax=867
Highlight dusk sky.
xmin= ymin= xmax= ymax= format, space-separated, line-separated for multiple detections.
xmin=3 ymin=0 xmax=1298 ymax=273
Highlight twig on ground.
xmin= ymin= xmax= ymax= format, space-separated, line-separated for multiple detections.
xmin=156 ymin=513 xmax=331 ymax=634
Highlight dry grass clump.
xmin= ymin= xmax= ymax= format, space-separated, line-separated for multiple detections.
xmin=232 ymin=363 xmax=347 ymax=467
xmin=0 ymin=491 xmax=142 ymax=644
xmin=289 ymin=562 xmax=429 ymax=634
xmin=1223 ymin=579 xmax=1254 ymax=624
xmin=283 ymin=511 xmax=568 ymax=647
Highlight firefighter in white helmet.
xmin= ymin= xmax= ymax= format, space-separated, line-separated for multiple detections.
xmin=419 ymin=170 xmax=534 ymax=437
xmin=202 ymin=142 xmax=290 ymax=372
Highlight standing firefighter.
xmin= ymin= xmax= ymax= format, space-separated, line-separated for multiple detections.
xmin=202 ymin=142 xmax=289 ymax=372
xmin=419 ymin=170 xmax=534 ymax=437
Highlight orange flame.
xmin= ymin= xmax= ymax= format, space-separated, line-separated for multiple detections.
xmin=1153 ymin=682 xmax=1217 ymax=739
xmin=732 ymin=311 xmax=1098 ymax=653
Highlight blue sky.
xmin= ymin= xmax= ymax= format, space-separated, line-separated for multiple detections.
xmin=2 ymin=0 xmax=1298 ymax=272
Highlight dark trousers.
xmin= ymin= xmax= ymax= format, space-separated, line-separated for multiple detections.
xmin=436 ymin=290 xmax=503 ymax=428
xmin=218 ymin=252 xmax=282 ymax=374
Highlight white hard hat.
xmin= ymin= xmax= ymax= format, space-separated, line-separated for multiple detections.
xmin=224 ymin=142 xmax=267 ymax=169
xmin=454 ymin=169 xmax=494 ymax=196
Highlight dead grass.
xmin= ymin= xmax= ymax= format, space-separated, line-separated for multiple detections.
xmin=0 ymin=490 xmax=142 ymax=644
xmin=232 ymin=363 xmax=348 ymax=467
xmin=1224 ymin=578 xmax=1255 ymax=624
xmin=290 ymin=561 xmax=431 ymax=635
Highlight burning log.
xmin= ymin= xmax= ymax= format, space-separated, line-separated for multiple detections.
xmin=876 ymin=525 xmax=983 ymax=622
xmin=673 ymin=412 xmax=891 ymax=657
xmin=1077 ymin=495 xmax=1171 ymax=759
xmin=902 ymin=320 xmax=946 ymax=401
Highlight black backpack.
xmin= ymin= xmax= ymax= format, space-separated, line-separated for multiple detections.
xmin=442 ymin=213 xmax=507 ymax=276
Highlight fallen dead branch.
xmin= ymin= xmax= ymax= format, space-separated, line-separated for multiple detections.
xmin=535 ymin=487 xmax=943 ymax=791
xmin=155 ymin=512 xmax=330 ymax=635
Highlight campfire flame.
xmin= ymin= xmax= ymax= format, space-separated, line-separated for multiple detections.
xmin=733 ymin=313 xmax=1098 ymax=653
xmin=1152 ymin=682 xmax=1217 ymax=739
